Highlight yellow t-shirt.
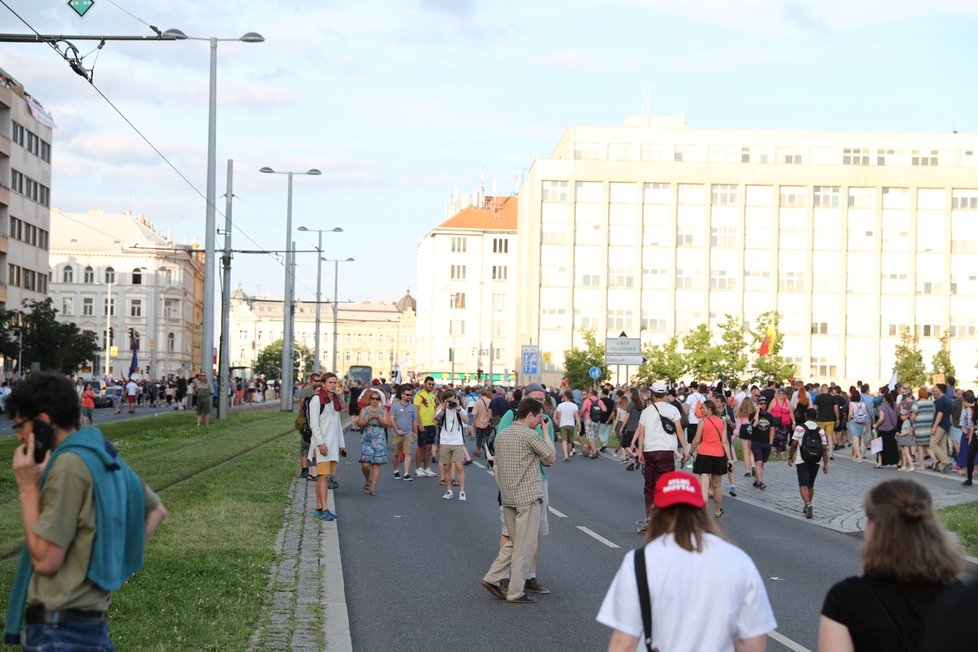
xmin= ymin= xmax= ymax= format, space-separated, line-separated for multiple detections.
xmin=414 ymin=390 xmax=437 ymax=427
xmin=28 ymin=451 xmax=160 ymax=611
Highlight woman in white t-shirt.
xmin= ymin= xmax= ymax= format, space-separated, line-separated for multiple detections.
xmin=598 ymin=471 xmax=776 ymax=652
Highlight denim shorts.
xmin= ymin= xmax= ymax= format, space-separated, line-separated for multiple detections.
xmin=24 ymin=622 xmax=115 ymax=651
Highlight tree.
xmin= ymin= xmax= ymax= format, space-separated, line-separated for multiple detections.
xmin=563 ymin=329 xmax=608 ymax=388
xmin=893 ymin=327 xmax=927 ymax=389
xmin=930 ymin=329 xmax=955 ymax=379
xmin=634 ymin=335 xmax=686 ymax=386
xmin=749 ymin=311 xmax=797 ymax=384
xmin=19 ymin=298 xmax=99 ymax=374
xmin=0 ymin=308 xmax=21 ymax=365
xmin=253 ymin=339 xmax=313 ymax=380
xmin=682 ymin=323 xmax=721 ymax=382
xmin=715 ymin=314 xmax=749 ymax=385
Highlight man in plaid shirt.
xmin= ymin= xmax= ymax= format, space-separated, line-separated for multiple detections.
xmin=480 ymin=398 xmax=556 ymax=604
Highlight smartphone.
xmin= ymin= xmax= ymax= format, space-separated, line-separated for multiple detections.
xmin=32 ymin=419 xmax=54 ymax=464
xmin=340 ymin=449 xmax=347 ymax=457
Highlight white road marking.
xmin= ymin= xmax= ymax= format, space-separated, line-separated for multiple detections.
xmin=576 ymin=526 xmax=620 ymax=549
xmin=471 ymin=460 xmax=485 ymax=468
xmin=547 ymin=506 xmax=567 ymax=518
xmin=768 ymin=630 xmax=812 ymax=652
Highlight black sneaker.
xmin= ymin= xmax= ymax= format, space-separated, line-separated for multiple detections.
xmin=327 ymin=478 xmax=339 ymax=489
xmin=506 ymin=593 xmax=537 ymax=604
xmin=299 ymin=469 xmax=309 ymax=479
xmin=599 ymin=446 xmax=607 ymax=453
xmin=393 ymin=470 xmax=401 ymax=479
xmin=463 ymin=459 xmax=473 ymax=466
xmin=402 ymin=474 xmax=413 ymax=481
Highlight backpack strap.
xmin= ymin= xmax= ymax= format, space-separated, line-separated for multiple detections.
xmin=633 ymin=547 xmax=653 ymax=652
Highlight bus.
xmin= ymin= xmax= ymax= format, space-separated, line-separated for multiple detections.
xmin=347 ymin=365 xmax=372 ymax=388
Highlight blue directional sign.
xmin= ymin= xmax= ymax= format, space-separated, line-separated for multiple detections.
xmin=521 ymin=345 xmax=540 ymax=376
xmin=588 ymin=366 xmax=602 ymax=380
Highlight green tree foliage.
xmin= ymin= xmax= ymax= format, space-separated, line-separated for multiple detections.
xmin=563 ymin=329 xmax=608 ymax=388
xmin=930 ymin=329 xmax=955 ymax=379
xmin=633 ymin=335 xmax=686 ymax=386
xmin=749 ymin=311 xmax=797 ymax=384
xmin=20 ymin=298 xmax=99 ymax=374
xmin=682 ymin=323 xmax=721 ymax=382
xmin=715 ymin=314 xmax=749 ymax=384
xmin=893 ymin=327 xmax=927 ymax=389
xmin=253 ymin=339 xmax=313 ymax=381
xmin=0 ymin=308 xmax=21 ymax=364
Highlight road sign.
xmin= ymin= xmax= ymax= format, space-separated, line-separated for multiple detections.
xmin=588 ymin=366 xmax=602 ymax=380
xmin=67 ymin=0 xmax=95 ymax=18
xmin=521 ymin=345 xmax=540 ymax=377
xmin=605 ymin=333 xmax=642 ymax=366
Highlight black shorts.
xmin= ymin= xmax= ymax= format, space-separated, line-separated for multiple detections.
xmin=795 ymin=462 xmax=820 ymax=487
xmin=751 ymin=442 xmax=772 ymax=463
xmin=620 ymin=429 xmax=636 ymax=449
xmin=692 ymin=454 xmax=728 ymax=476
xmin=685 ymin=423 xmax=698 ymax=445
xmin=418 ymin=425 xmax=436 ymax=448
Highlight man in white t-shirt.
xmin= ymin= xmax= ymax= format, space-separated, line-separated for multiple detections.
xmin=683 ymin=382 xmax=706 ymax=445
xmin=597 ymin=471 xmax=776 ymax=651
xmin=554 ymin=390 xmax=580 ymax=462
xmin=631 ymin=381 xmax=685 ymax=530
xmin=125 ymin=379 xmax=138 ymax=414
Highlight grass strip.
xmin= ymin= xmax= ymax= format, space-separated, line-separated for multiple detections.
xmin=1 ymin=412 xmax=300 ymax=650
xmin=939 ymin=501 xmax=978 ymax=557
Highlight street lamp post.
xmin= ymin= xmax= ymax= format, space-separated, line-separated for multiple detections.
xmin=297 ymin=226 xmax=343 ymax=374
xmin=323 ymin=258 xmax=355 ymax=374
xmin=260 ymin=167 xmax=321 ymax=411
xmin=102 ymin=281 xmax=115 ymax=378
xmin=173 ymin=30 xmax=263 ymax=385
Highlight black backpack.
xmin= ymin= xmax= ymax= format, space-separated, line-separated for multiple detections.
xmin=800 ymin=425 xmax=824 ymax=464
xmin=588 ymin=399 xmax=604 ymax=422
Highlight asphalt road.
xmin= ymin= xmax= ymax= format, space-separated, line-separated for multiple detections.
xmin=334 ymin=429 xmax=863 ymax=652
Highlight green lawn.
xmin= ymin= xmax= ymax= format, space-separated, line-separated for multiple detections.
xmin=939 ymin=501 xmax=978 ymax=558
xmin=0 ymin=411 xmax=298 ymax=650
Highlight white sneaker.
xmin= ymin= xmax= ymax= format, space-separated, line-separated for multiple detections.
xmin=424 ymin=468 xmax=437 ymax=477
xmin=458 ymin=491 xmax=466 ymax=501
xmin=415 ymin=468 xmax=426 ymax=477
xmin=442 ymin=490 xmax=453 ymax=500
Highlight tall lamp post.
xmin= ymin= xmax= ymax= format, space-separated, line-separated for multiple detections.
xmin=297 ymin=226 xmax=343 ymax=374
xmin=171 ymin=29 xmax=263 ymax=385
xmin=323 ymin=257 xmax=355 ymax=374
xmin=100 ymin=281 xmax=116 ymax=378
xmin=260 ymin=166 xmax=322 ymax=411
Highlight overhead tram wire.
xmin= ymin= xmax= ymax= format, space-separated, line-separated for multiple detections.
xmin=0 ymin=1 xmax=286 ymax=272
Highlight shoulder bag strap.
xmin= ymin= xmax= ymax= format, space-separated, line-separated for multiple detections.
xmin=865 ymin=582 xmax=913 ymax=652
xmin=633 ymin=547 xmax=654 ymax=652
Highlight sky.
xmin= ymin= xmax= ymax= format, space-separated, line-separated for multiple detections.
xmin=2 ymin=0 xmax=978 ymax=306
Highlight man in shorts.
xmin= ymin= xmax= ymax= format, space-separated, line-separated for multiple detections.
xmin=413 ymin=376 xmax=438 ymax=477
xmin=297 ymin=374 xmax=321 ymax=479
xmin=389 ymin=384 xmax=419 ymax=480
xmin=194 ymin=374 xmax=213 ymax=426
xmin=814 ymin=384 xmax=839 ymax=459
xmin=788 ymin=407 xmax=829 ymax=520
xmin=554 ymin=390 xmax=580 ymax=462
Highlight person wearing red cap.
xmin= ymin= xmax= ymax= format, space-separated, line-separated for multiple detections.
xmin=597 ymin=471 xmax=776 ymax=651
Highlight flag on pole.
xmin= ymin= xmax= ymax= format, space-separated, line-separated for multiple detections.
xmin=887 ymin=370 xmax=898 ymax=391
xmin=128 ymin=334 xmax=139 ymax=378
xmin=758 ymin=324 xmax=776 ymax=357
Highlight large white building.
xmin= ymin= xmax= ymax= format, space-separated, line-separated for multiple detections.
xmin=516 ymin=115 xmax=978 ymax=387
xmin=48 ymin=209 xmax=204 ymax=380
xmin=228 ymin=289 xmax=416 ymax=379
xmin=416 ymin=194 xmax=517 ymax=384
xmin=0 ymin=68 xmax=53 ymax=312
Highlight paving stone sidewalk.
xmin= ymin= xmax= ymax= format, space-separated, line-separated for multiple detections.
xmin=726 ymin=449 xmax=978 ymax=533
xmin=247 ymin=475 xmax=352 ymax=652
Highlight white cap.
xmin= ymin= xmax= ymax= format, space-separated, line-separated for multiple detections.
xmin=651 ymin=381 xmax=668 ymax=394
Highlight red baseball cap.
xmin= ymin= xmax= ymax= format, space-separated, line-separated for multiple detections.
xmin=653 ymin=471 xmax=705 ymax=509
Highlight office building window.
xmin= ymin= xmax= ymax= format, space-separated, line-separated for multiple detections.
xmin=951 ymin=189 xmax=978 ymax=210
xmin=449 ymin=292 xmax=466 ymax=309
xmin=579 ymin=272 xmax=601 ymax=288
xmin=848 ymin=187 xmax=875 ymax=209
xmin=492 ymin=293 xmax=506 ymax=310
xmin=542 ymin=180 xmax=569 ymax=201
xmin=677 ymin=184 xmax=705 ymax=205
xmin=492 ymin=238 xmax=509 ymax=254
xmin=811 ymin=321 xmax=828 ymax=335
xmin=779 ymin=271 xmax=805 ymax=292
xmin=641 ymin=312 xmax=667 ymax=332
xmin=882 ymin=187 xmax=910 ymax=209
xmin=62 ymin=297 xmax=74 ymax=316
xmin=449 ymin=320 xmax=465 ymax=336
xmin=492 ymin=265 xmax=508 ymax=281
xmin=711 ymin=227 xmax=736 ymax=248
xmin=132 ymin=268 xmax=142 ymax=285
xmin=105 ymin=267 xmax=115 ymax=283
xmin=877 ymin=148 xmax=897 ymax=165
xmin=843 ymin=148 xmax=870 ymax=165
xmin=63 ymin=265 xmax=74 ymax=283
xmin=643 ymin=182 xmax=671 ymax=204
xmin=130 ymin=299 xmax=142 ymax=317
xmin=813 ymin=186 xmax=841 ymax=208
xmin=574 ymin=142 xmax=603 ymax=160
xmin=711 ymin=184 xmax=738 ymax=206
xmin=642 ymin=267 xmax=669 ymax=289
xmin=450 ymin=264 xmax=466 ymax=280
xmin=916 ymin=279 xmax=941 ymax=295
xmin=83 ymin=298 xmax=94 ymax=316
xmin=676 ymin=230 xmax=694 ymax=247
xmin=104 ymin=298 xmax=115 ymax=316
xmin=676 ymin=270 xmax=695 ymax=290
xmin=450 ymin=237 xmax=467 ymax=253
xmin=710 ymin=270 xmax=734 ymax=290
xmin=777 ymin=148 xmax=803 ymax=164
xmin=912 ymin=149 xmax=938 ymax=166
xmin=810 ymin=358 xmax=837 ymax=378
xmin=608 ymin=268 xmax=634 ymax=288
xmin=780 ymin=186 xmax=806 ymax=207
xmin=574 ymin=309 xmax=599 ymax=329
xmin=607 ymin=309 xmax=634 ymax=332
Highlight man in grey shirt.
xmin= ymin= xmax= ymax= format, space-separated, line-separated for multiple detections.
xmin=388 ymin=385 xmax=420 ymax=480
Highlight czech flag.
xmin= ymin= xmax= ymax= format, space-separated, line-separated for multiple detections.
xmin=758 ymin=325 xmax=775 ymax=357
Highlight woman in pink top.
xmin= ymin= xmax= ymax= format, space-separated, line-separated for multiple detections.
xmin=689 ymin=399 xmax=734 ymax=518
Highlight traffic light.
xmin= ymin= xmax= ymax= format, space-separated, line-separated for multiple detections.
xmin=477 ymin=368 xmax=483 ymax=380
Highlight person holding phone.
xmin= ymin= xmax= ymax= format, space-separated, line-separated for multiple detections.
xmin=5 ymin=373 xmax=168 ymax=649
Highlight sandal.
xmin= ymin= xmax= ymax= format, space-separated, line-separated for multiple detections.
xmin=874 ymin=464 xmax=882 ymax=469
xmin=369 ymin=490 xmax=377 ymax=496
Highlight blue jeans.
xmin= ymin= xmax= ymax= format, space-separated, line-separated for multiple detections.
xmin=23 ymin=622 xmax=114 ymax=651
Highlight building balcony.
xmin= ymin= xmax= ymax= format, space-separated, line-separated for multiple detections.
xmin=0 ymin=184 xmax=8 ymax=207
xmin=0 ymin=85 xmax=10 ymax=110
xmin=0 ymin=133 xmax=9 ymax=159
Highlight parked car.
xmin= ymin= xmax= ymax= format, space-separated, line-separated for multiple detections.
xmin=89 ymin=381 xmax=114 ymax=409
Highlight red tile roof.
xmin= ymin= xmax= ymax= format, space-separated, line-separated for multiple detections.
xmin=438 ymin=196 xmax=517 ymax=231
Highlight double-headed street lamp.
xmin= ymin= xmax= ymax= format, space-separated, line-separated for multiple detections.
xmin=297 ymin=226 xmax=343 ymax=374
xmin=261 ymin=167 xmax=322 ymax=411
xmin=323 ymin=257 xmax=355 ymax=375
xmin=171 ymin=30 xmax=263 ymax=385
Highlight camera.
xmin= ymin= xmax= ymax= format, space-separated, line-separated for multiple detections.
xmin=447 ymin=400 xmax=458 ymax=409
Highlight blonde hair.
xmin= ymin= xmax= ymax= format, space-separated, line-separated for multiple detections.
xmin=734 ymin=397 xmax=755 ymax=419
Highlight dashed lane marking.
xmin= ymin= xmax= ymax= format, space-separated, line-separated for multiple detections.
xmin=768 ymin=630 xmax=812 ymax=652
xmin=548 ymin=506 xmax=567 ymax=518
xmin=471 ymin=460 xmax=485 ymax=469
xmin=576 ymin=526 xmax=620 ymax=549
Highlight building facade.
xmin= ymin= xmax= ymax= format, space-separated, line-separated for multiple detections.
xmin=416 ymin=194 xmax=517 ymax=384
xmin=49 ymin=209 xmax=205 ymax=380
xmin=516 ymin=115 xmax=978 ymax=387
xmin=228 ymin=289 xmax=416 ymax=380
xmin=0 ymin=68 xmax=53 ymax=311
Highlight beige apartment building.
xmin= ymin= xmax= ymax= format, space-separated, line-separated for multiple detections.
xmin=516 ymin=115 xmax=978 ymax=387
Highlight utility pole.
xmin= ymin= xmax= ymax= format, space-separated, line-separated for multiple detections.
xmin=218 ymin=160 xmax=233 ymax=420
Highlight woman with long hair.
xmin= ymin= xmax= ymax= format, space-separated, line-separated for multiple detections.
xmin=734 ymin=397 xmax=756 ymax=478
xmin=961 ymin=390 xmax=976 ymax=486
xmin=621 ymin=388 xmax=643 ymax=471
xmin=769 ymin=387 xmax=794 ymax=454
xmin=688 ymin=399 xmax=734 ymax=518
xmin=612 ymin=393 xmax=629 ymax=461
xmin=873 ymin=389 xmax=900 ymax=469
xmin=819 ymin=479 xmax=963 ymax=650
xmin=598 ymin=471 xmax=776 ymax=651
xmin=847 ymin=386 xmax=868 ymax=462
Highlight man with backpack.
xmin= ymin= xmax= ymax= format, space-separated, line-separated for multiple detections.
xmin=296 ymin=374 xmax=321 ymax=480
xmin=788 ymin=407 xmax=830 ymax=520
xmin=683 ymin=383 xmax=706 ymax=445
xmin=597 ymin=388 xmax=616 ymax=453
xmin=582 ymin=389 xmax=604 ymax=459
